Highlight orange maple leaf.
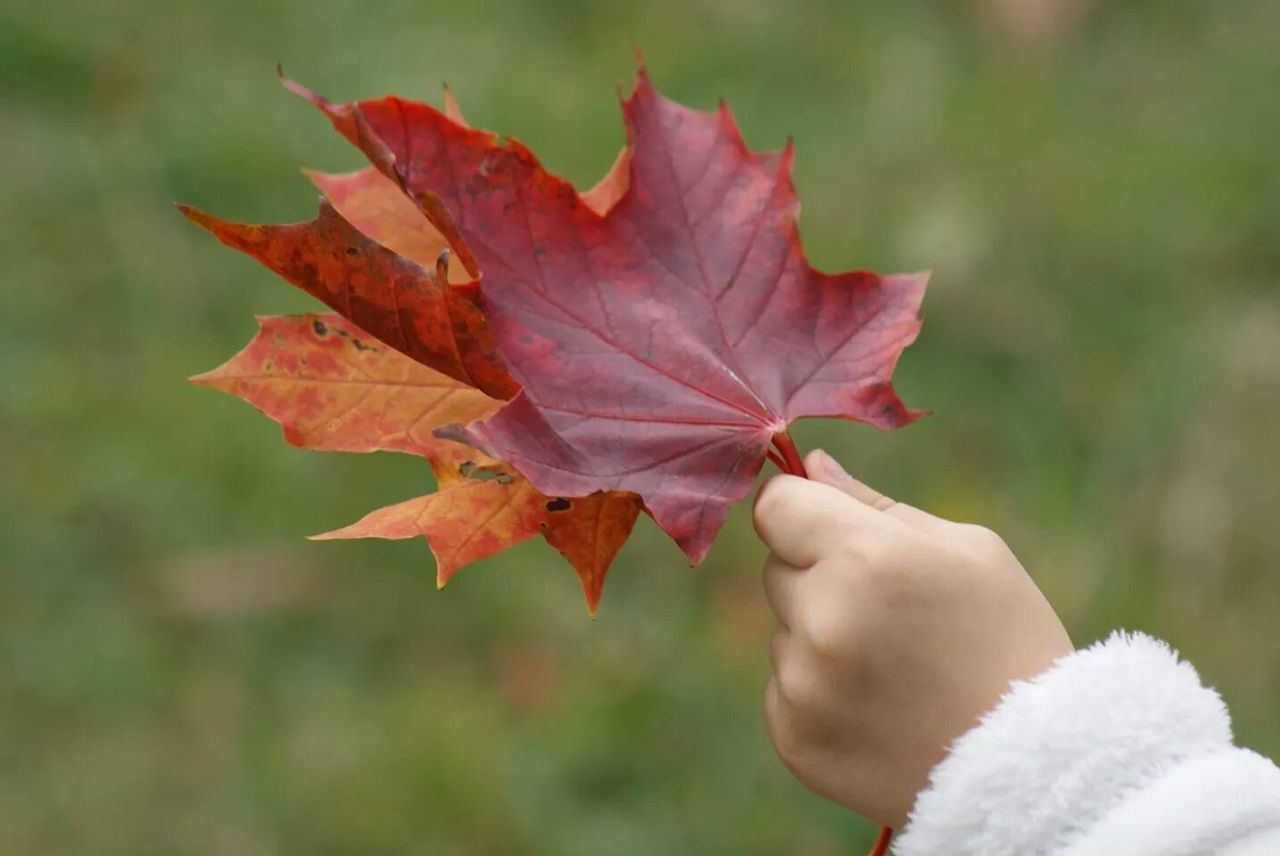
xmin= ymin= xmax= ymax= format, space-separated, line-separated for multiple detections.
xmin=195 ymin=313 xmax=638 ymax=612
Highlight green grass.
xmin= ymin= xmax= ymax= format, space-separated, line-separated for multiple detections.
xmin=3 ymin=1 xmax=1279 ymax=852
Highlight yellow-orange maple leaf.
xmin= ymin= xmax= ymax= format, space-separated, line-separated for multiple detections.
xmin=194 ymin=312 xmax=638 ymax=611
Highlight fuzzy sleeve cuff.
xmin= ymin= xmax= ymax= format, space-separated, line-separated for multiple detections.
xmin=892 ymin=631 xmax=1243 ymax=856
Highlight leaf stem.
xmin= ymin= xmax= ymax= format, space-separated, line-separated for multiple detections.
xmin=868 ymin=825 xmax=893 ymax=856
xmin=770 ymin=430 xmax=808 ymax=477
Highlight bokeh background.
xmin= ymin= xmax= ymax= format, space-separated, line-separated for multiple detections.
xmin=4 ymin=0 xmax=1279 ymax=853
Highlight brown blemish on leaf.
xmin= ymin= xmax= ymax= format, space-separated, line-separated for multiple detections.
xmin=545 ymin=497 xmax=572 ymax=512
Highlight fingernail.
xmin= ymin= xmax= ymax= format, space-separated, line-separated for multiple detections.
xmin=814 ymin=449 xmax=852 ymax=482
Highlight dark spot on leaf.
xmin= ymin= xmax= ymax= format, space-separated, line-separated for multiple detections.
xmin=545 ymin=497 xmax=572 ymax=512
xmin=312 ymin=319 xmax=327 ymax=336
xmin=459 ymin=460 xmax=477 ymax=477
xmin=345 ymin=246 xmax=360 ymax=257
xmin=881 ymin=403 xmax=896 ymax=416
xmin=496 ymin=473 xmax=514 ymax=485
xmin=351 ymin=339 xmax=374 ymax=352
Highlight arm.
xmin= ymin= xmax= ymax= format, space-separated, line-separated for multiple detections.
xmin=753 ymin=449 xmax=1280 ymax=854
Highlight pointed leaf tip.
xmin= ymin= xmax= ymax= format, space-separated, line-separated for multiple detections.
xmin=175 ymin=202 xmax=206 ymax=226
xmin=441 ymin=83 xmax=467 ymax=126
xmin=279 ymin=70 xmax=326 ymax=109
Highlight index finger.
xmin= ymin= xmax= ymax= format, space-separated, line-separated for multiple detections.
xmin=752 ymin=474 xmax=891 ymax=567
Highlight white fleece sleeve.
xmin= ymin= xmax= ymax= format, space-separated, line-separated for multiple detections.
xmin=892 ymin=631 xmax=1280 ymax=856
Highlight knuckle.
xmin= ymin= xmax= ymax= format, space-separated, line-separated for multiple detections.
xmin=763 ymin=676 xmax=780 ymax=722
xmin=763 ymin=680 xmax=799 ymax=748
xmin=764 ymin=679 xmax=818 ymax=771
xmin=829 ymin=536 xmax=877 ymax=573
xmin=795 ymin=597 xmax=861 ymax=667
xmin=960 ymin=524 xmax=1008 ymax=556
xmin=776 ymin=660 xmax=819 ymax=712
xmin=769 ymin=631 xmax=786 ymax=674
xmin=835 ymin=534 xmax=900 ymax=591
xmin=761 ymin=554 xmax=783 ymax=599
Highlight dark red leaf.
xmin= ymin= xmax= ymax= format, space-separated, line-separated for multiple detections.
xmin=179 ymin=200 xmax=519 ymax=400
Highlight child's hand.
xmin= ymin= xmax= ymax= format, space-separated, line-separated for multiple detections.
xmin=753 ymin=449 xmax=1073 ymax=828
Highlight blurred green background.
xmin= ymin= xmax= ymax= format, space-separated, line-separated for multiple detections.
xmin=4 ymin=0 xmax=1279 ymax=853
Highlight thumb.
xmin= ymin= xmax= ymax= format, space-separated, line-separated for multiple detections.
xmin=805 ymin=449 xmax=954 ymax=536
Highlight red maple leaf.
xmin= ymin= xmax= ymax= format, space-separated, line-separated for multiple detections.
xmin=284 ymin=69 xmax=928 ymax=562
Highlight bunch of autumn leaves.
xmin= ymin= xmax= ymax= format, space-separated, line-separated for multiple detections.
xmin=185 ymin=71 xmax=927 ymax=614
xmin=186 ymin=83 xmax=641 ymax=614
